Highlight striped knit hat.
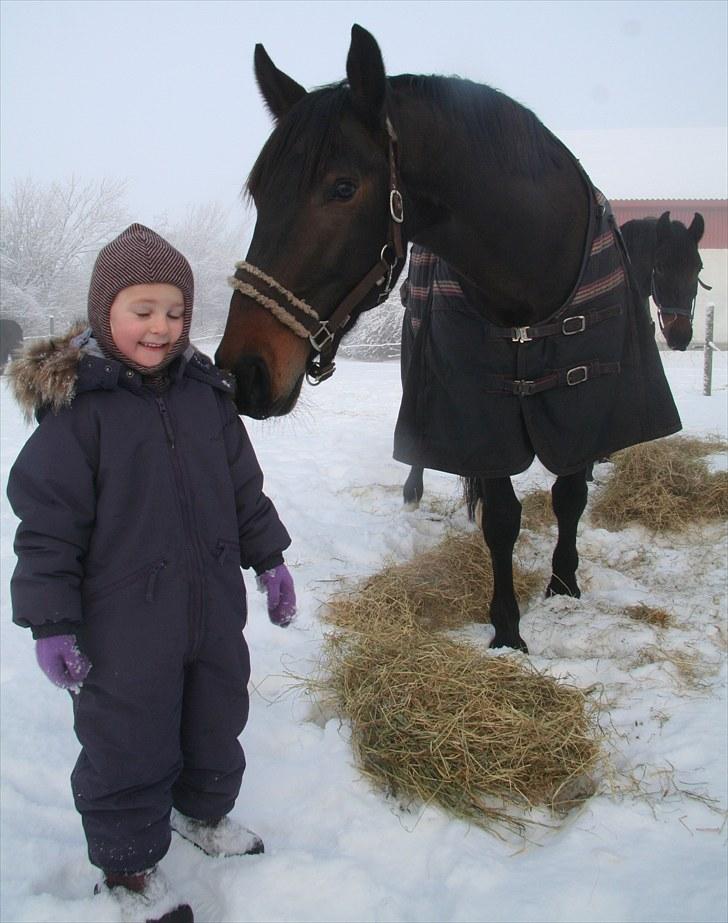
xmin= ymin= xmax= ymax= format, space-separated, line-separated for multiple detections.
xmin=88 ymin=223 xmax=194 ymax=374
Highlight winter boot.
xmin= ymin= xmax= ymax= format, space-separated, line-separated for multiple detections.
xmin=95 ymin=865 xmax=194 ymax=923
xmin=170 ymin=808 xmax=264 ymax=857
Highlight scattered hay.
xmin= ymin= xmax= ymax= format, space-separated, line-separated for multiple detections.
xmin=472 ymin=488 xmax=554 ymax=532
xmin=520 ymin=488 xmax=554 ymax=531
xmin=590 ymin=436 xmax=728 ymax=531
xmin=308 ymin=618 xmax=602 ymax=834
xmin=668 ymin=434 xmax=728 ymax=458
xmin=625 ymin=603 xmax=672 ymax=628
xmin=324 ymin=530 xmax=543 ymax=633
xmin=631 ymin=644 xmax=709 ymax=688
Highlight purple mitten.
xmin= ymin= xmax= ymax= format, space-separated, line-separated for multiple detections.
xmin=256 ymin=564 xmax=297 ymax=627
xmin=35 ymin=634 xmax=91 ymax=692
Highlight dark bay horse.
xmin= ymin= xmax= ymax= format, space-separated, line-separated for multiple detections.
xmin=216 ymin=25 xmax=680 ymax=651
xmin=620 ymin=211 xmax=709 ymax=351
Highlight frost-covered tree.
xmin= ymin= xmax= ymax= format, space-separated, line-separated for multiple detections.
xmin=155 ymin=202 xmax=247 ymax=344
xmin=0 ymin=177 xmax=128 ymax=334
xmin=338 ymin=255 xmax=410 ymax=360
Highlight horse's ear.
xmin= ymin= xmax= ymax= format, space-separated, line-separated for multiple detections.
xmin=689 ymin=213 xmax=705 ymax=244
xmin=254 ymin=44 xmax=307 ymax=121
xmin=656 ymin=211 xmax=671 ymax=242
xmin=346 ymin=24 xmax=387 ymax=128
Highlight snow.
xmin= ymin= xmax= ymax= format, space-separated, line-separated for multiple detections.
xmin=1 ymin=346 xmax=727 ymax=923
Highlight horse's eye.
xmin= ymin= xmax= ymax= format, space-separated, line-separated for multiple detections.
xmin=331 ymin=180 xmax=357 ymax=201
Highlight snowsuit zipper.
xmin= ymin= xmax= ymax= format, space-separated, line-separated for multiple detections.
xmin=156 ymin=396 xmax=206 ymax=658
xmin=145 ymin=560 xmax=168 ymax=603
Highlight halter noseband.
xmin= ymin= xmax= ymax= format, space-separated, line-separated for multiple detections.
xmin=228 ymin=117 xmax=406 ymax=385
xmin=651 ymin=268 xmax=711 ymax=336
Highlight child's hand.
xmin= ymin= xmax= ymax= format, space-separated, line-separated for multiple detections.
xmin=256 ymin=564 xmax=297 ymax=627
xmin=35 ymin=634 xmax=91 ymax=692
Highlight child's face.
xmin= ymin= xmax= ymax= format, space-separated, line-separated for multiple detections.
xmin=109 ymin=284 xmax=185 ymax=367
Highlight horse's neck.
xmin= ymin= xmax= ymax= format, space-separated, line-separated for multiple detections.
xmin=390 ymin=83 xmax=590 ymax=326
xmin=620 ymin=219 xmax=656 ymax=300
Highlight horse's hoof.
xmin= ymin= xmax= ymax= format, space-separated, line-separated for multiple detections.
xmin=546 ymin=577 xmax=581 ymax=598
xmin=403 ymin=499 xmax=420 ymax=512
xmin=490 ymin=635 xmax=528 ymax=654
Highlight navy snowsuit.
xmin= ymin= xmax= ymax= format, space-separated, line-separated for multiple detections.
xmin=7 ymin=333 xmax=291 ymax=873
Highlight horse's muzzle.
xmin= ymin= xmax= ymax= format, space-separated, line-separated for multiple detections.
xmin=228 ymin=354 xmax=273 ymax=419
xmin=220 ymin=353 xmax=303 ymax=419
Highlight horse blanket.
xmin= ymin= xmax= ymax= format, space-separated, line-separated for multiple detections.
xmin=393 ymin=188 xmax=682 ymax=478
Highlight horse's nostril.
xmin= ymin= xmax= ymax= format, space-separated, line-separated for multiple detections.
xmin=234 ymin=356 xmax=271 ymax=416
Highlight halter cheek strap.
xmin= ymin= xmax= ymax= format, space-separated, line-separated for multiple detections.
xmin=651 ymin=269 xmax=711 ymax=337
xmin=228 ymin=117 xmax=406 ymax=385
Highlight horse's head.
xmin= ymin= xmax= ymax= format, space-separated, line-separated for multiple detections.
xmin=216 ymin=25 xmax=404 ymax=417
xmin=652 ymin=211 xmax=707 ymax=351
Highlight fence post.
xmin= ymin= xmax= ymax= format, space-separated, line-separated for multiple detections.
xmin=703 ymin=303 xmax=715 ymax=397
xmin=49 ymin=313 xmax=55 ymax=337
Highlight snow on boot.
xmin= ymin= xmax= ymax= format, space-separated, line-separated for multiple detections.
xmin=170 ymin=808 xmax=264 ymax=857
xmin=95 ymin=866 xmax=194 ymax=923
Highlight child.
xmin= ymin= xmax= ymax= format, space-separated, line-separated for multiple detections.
xmin=7 ymin=223 xmax=296 ymax=923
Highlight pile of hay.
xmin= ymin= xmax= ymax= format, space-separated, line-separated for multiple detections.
xmin=591 ymin=435 xmax=728 ymax=531
xmin=312 ymin=531 xmax=602 ymax=834
xmin=324 ymin=530 xmax=543 ymax=632
xmin=310 ymin=616 xmax=601 ymax=833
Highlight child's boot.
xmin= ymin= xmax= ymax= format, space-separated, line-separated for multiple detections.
xmin=95 ymin=865 xmax=194 ymax=923
xmin=170 ymin=808 xmax=264 ymax=857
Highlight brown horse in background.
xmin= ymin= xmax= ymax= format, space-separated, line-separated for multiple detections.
xmin=621 ymin=211 xmax=709 ymax=351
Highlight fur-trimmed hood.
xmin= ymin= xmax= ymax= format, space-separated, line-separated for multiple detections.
xmin=6 ymin=323 xmax=235 ymax=423
xmin=6 ymin=322 xmax=90 ymax=422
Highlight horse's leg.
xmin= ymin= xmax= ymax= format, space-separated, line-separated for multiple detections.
xmin=479 ymin=476 xmax=526 ymax=652
xmin=403 ymin=466 xmax=424 ymax=507
xmin=547 ymin=469 xmax=588 ymax=597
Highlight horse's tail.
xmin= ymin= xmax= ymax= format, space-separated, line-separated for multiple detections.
xmin=462 ymin=476 xmax=482 ymax=522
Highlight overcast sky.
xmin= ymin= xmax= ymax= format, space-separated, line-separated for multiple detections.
xmin=2 ymin=0 xmax=726 ymax=232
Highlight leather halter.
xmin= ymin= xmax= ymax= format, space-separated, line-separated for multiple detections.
xmin=229 ymin=117 xmax=406 ymax=385
xmin=651 ymin=268 xmax=711 ymax=335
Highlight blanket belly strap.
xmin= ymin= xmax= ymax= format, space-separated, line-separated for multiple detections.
xmin=487 ymin=303 xmax=622 ymax=343
xmin=483 ymin=360 xmax=621 ymax=396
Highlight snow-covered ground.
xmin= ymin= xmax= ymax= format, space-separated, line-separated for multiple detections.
xmin=1 ymin=346 xmax=726 ymax=923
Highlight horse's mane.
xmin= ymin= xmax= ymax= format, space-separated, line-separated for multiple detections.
xmin=247 ymin=74 xmax=565 ymax=200
xmin=390 ymin=74 xmax=564 ymax=178
xmin=620 ymin=218 xmax=657 ymax=265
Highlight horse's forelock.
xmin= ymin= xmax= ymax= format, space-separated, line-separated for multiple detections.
xmin=247 ymin=83 xmax=351 ymax=201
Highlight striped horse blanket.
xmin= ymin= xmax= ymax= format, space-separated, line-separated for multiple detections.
xmin=394 ymin=187 xmax=681 ymax=477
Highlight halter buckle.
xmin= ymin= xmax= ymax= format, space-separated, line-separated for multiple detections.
xmin=306 ymin=359 xmax=336 ymax=386
xmin=390 ymin=189 xmax=404 ymax=223
xmin=309 ymin=321 xmax=335 ymax=353
xmin=512 ymin=326 xmax=532 ymax=344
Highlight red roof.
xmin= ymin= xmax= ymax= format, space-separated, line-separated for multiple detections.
xmin=611 ymin=199 xmax=728 ymax=248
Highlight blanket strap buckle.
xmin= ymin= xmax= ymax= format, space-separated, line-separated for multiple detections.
xmin=562 ymin=315 xmax=586 ymax=335
xmin=512 ymin=326 xmax=532 ymax=343
xmin=567 ymin=365 xmax=589 ymax=386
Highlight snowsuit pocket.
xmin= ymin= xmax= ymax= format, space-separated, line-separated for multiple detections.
xmin=83 ymin=558 xmax=168 ymax=604
xmin=210 ymin=539 xmax=247 ymax=626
